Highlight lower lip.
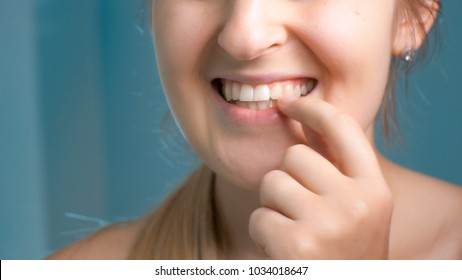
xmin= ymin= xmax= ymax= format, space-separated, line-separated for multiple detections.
xmin=212 ymin=88 xmax=287 ymax=126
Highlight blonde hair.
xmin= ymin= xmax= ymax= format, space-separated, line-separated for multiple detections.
xmin=128 ymin=165 xmax=228 ymax=259
xmin=128 ymin=0 xmax=440 ymax=259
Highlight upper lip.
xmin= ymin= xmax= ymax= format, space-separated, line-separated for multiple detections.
xmin=209 ymin=73 xmax=317 ymax=85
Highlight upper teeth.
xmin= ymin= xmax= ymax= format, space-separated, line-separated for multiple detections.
xmin=223 ymin=79 xmax=316 ymax=103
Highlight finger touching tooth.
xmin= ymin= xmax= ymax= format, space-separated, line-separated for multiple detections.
xmin=270 ymin=84 xmax=284 ymax=100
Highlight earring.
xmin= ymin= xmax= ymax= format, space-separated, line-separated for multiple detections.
xmin=401 ymin=48 xmax=415 ymax=62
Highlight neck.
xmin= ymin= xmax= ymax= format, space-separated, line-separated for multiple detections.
xmin=366 ymin=124 xmax=402 ymax=197
xmin=214 ymin=175 xmax=265 ymax=259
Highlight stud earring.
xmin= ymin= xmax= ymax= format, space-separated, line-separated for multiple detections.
xmin=401 ymin=48 xmax=415 ymax=62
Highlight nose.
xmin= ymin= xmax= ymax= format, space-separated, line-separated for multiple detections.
xmin=218 ymin=0 xmax=287 ymax=61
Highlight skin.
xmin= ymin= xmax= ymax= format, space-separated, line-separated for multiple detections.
xmin=47 ymin=0 xmax=462 ymax=259
xmin=154 ymin=0 xmax=395 ymax=191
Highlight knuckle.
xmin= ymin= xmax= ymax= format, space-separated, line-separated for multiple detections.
xmin=340 ymin=192 xmax=375 ymax=223
xmin=349 ymin=191 xmax=393 ymax=225
xmin=261 ymin=170 xmax=285 ymax=188
xmin=319 ymin=218 xmax=344 ymax=239
xmin=287 ymin=144 xmax=307 ymax=156
xmin=285 ymin=228 xmax=316 ymax=258
xmin=292 ymin=236 xmax=316 ymax=258
xmin=349 ymin=199 xmax=371 ymax=222
xmin=249 ymin=208 xmax=263 ymax=225
xmin=249 ymin=208 xmax=269 ymax=233
xmin=284 ymin=144 xmax=308 ymax=162
xmin=260 ymin=170 xmax=294 ymax=206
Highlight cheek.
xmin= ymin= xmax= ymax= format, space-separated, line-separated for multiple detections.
xmin=153 ymin=1 xmax=221 ymax=77
xmin=153 ymin=7 xmax=202 ymax=82
xmin=295 ymin=5 xmax=395 ymax=129
xmin=152 ymin=3 xmax=216 ymax=148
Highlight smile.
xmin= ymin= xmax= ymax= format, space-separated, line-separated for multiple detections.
xmin=214 ymin=78 xmax=317 ymax=110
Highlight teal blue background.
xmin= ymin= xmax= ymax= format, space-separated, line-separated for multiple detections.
xmin=1 ymin=0 xmax=461 ymax=259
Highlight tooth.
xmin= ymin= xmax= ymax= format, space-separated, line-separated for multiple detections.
xmin=283 ymin=84 xmax=294 ymax=97
xmin=224 ymin=79 xmax=316 ymax=107
xmin=294 ymin=85 xmax=301 ymax=97
xmin=306 ymin=79 xmax=316 ymax=93
xmin=239 ymin=85 xmax=254 ymax=101
xmin=257 ymin=101 xmax=270 ymax=110
xmin=236 ymin=101 xmax=247 ymax=108
xmin=248 ymin=101 xmax=257 ymax=110
xmin=254 ymin=85 xmax=271 ymax=101
xmin=224 ymin=81 xmax=232 ymax=101
xmin=232 ymin=83 xmax=241 ymax=100
xmin=301 ymin=84 xmax=308 ymax=96
xmin=270 ymin=84 xmax=283 ymax=100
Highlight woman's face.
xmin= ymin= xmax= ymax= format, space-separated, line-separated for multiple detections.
xmin=153 ymin=0 xmax=401 ymax=189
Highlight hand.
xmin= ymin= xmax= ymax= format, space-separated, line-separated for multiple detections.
xmin=249 ymin=97 xmax=393 ymax=259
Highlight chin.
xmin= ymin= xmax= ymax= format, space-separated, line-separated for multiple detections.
xmin=229 ymin=162 xmax=278 ymax=191
xmin=209 ymin=131 xmax=303 ymax=191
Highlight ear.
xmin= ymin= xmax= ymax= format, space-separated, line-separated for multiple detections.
xmin=392 ymin=0 xmax=439 ymax=57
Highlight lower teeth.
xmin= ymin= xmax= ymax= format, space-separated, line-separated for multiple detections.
xmin=235 ymin=100 xmax=276 ymax=110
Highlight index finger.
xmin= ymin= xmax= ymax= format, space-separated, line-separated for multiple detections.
xmin=278 ymin=96 xmax=380 ymax=179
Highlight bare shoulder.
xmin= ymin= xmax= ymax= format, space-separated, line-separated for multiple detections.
xmin=385 ymin=159 xmax=462 ymax=259
xmin=45 ymin=218 xmax=146 ymax=260
xmin=407 ymin=170 xmax=462 ymax=258
xmin=400 ymin=167 xmax=462 ymax=213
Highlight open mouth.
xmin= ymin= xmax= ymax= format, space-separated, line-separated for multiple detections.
xmin=212 ymin=78 xmax=317 ymax=110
